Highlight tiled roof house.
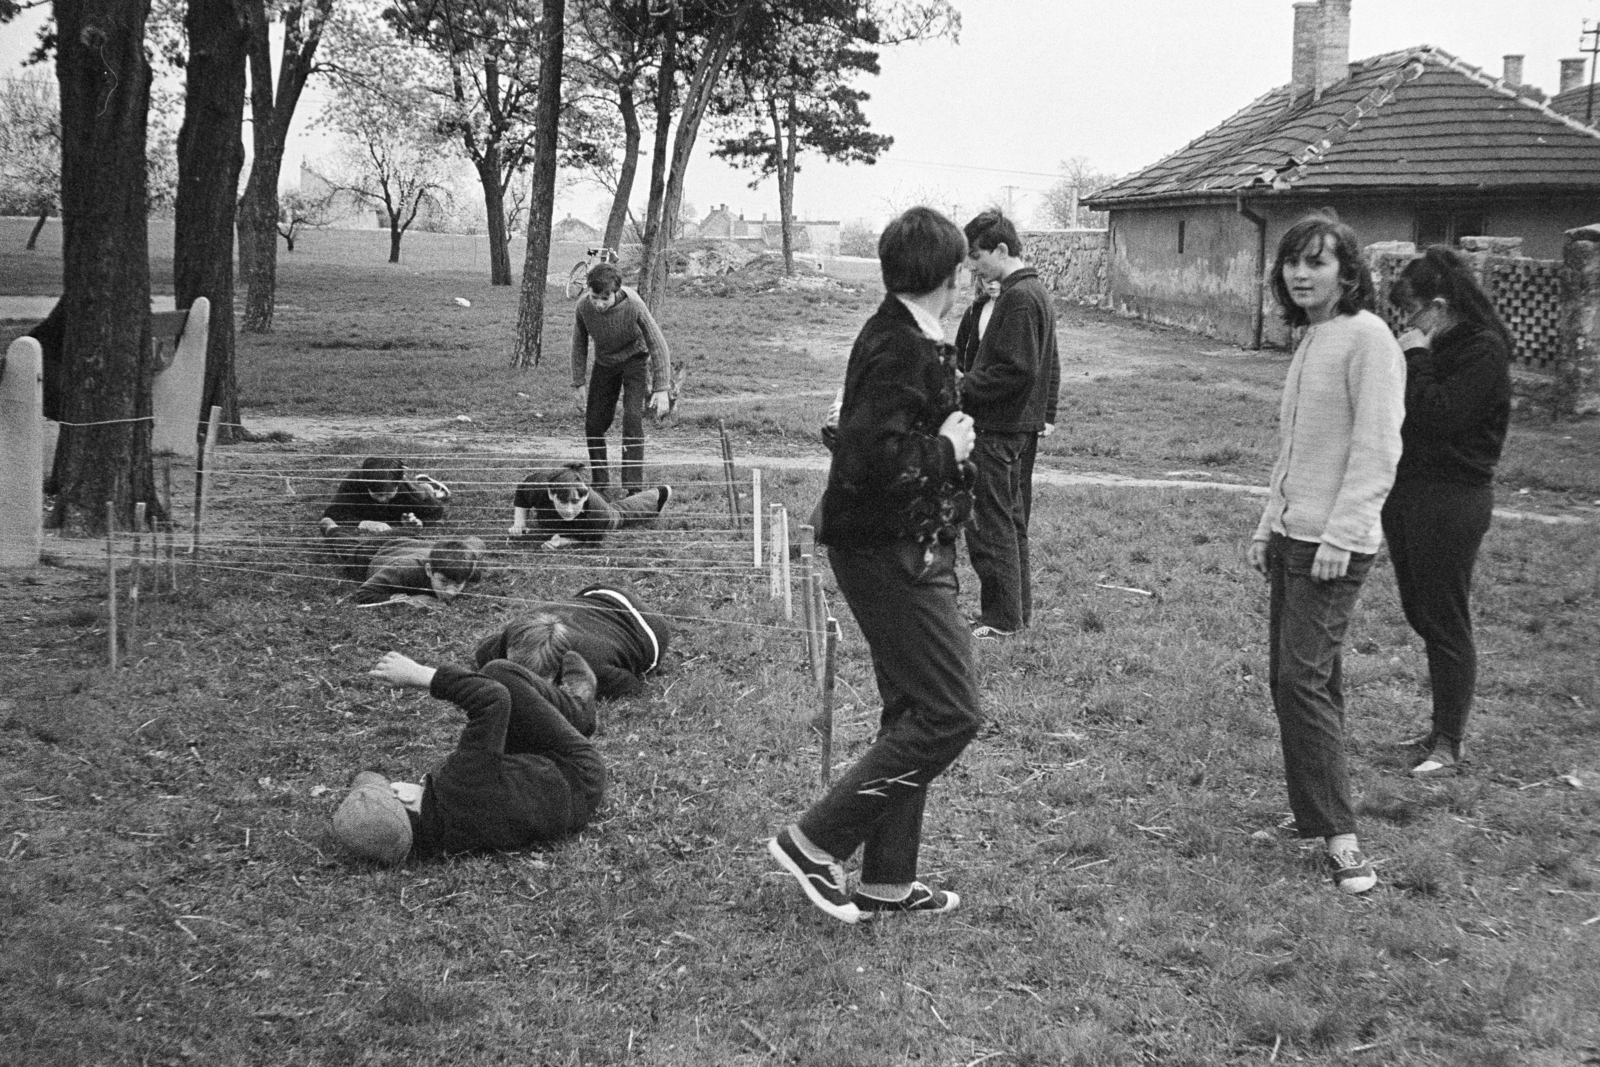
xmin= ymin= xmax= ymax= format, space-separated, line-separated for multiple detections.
xmin=1085 ymin=0 xmax=1600 ymax=347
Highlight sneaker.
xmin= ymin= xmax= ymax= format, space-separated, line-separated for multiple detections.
xmin=1411 ymin=748 xmax=1459 ymax=779
xmin=971 ymin=624 xmax=1017 ymax=641
xmin=319 ymin=517 xmax=338 ymax=533
xmin=1327 ymin=848 xmax=1378 ymax=895
xmin=767 ymin=829 xmax=859 ymax=924
xmin=852 ymin=881 xmax=960 ymax=919
xmin=656 ymin=485 xmax=672 ymax=514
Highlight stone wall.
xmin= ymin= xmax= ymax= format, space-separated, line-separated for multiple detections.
xmin=1021 ymin=229 xmax=1108 ymax=306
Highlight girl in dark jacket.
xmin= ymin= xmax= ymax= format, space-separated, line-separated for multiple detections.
xmin=1382 ymin=246 xmax=1513 ymax=778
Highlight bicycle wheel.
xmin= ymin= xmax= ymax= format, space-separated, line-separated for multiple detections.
xmin=566 ymin=261 xmax=590 ymax=299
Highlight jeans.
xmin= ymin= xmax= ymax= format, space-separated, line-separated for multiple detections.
xmin=1266 ymin=534 xmax=1375 ymax=839
xmin=586 ymin=353 xmax=649 ymax=493
xmin=798 ymin=541 xmax=983 ymax=885
xmin=1381 ymin=479 xmax=1493 ymax=757
xmin=966 ymin=430 xmax=1037 ymax=631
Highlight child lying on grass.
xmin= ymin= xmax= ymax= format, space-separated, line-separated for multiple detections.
xmin=332 ymin=650 xmax=604 ymax=864
xmin=322 ymin=456 xmax=452 ymax=533
xmin=320 ymin=519 xmax=485 ymax=607
xmin=508 ymin=462 xmax=670 ymax=548
xmin=473 ymin=583 xmax=672 ymax=700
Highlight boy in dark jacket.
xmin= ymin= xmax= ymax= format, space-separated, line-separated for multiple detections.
xmin=332 ymin=651 xmax=605 ymax=864
xmin=508 ymin=462 xmax=671 ymax=547
xmin=322 ymin=457 xmax=451 ymax=532
xmin=960 ymin=211 xmax=1061 ymax=638
xmin=473 ymin=582 xmax=672 ymax=700
xmin=320 ymin=520 xmax=486 ymax=607
xmin=767 ymin=206 xmax=982 ymax=925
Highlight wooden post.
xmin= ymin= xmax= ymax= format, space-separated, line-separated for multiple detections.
xmin=811 ymin=569 xmax=828 ymax=687
xmin=717 ymin=419 xmax=741 ymax=530
xmin=163 ymin=457 xmax=177 ymax=592
xmin=105 ymin=501 xmax=118 ymax=672
xmin=750 ymin=468 xmax=762 ymax=568
xmin=768 ymin=503 xmax=782 ymax=599
xmin=778 ymin=507 xmax=793 ymax=620
xmin=130 ymin=502 xmax=145 ymax=637
xmin=800 ymin=551 xmax=816 ymax=679
xmin=191 ymin=404 xmax=221 ymax=555
xmin=819 ymin=616 xmax=839 ymax=786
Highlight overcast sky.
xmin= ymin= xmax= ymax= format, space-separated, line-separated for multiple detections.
xmin=3 ymin=0 xmax=1597 ymax=229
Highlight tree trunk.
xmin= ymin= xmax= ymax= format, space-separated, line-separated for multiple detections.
xmin=603 ymin=76 xmax=640 ymax=253
xmin=388 ymin=216 xmax=403 ymax=263
xmin=636 ymin=13 xmax=676 ymax=310
xmin=26 ymin=210 xmax=48 ymax=250
xmin=474 ymin=146 xmax=512 ymax=285
xmin=284 ymin=230 xmax=295 ymax=252
xmin=175 ymin=0 xmax=248 ymax=447
xmin=771 ymin=92 xmax=795 ymax=275
xmin=52 ymin=0 xmax=158 ymax=534
xmin=512 ymin=0 xmax=565 ymax=368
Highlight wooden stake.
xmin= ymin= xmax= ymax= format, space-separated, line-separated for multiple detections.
xmin=130 ymin=502 xmax=145 ymax=637
xmin=105 ymin=501 xmax=118 ymax=672
xmin=750 ymin=469 xmax=762 ymax=568
xmin=778 ymin=507 xmax=792 ymax=620
xmin=819 ymin=617 xmax=839 ymax=786
xmin=163 ymin=457 xmax=176 ymax=592
xmin=717 ymin=419 xmax=741 ymax=530
xmin=191 ymin=404 xmax=221 ymax=555
xmin=768 ymin=503 xmax=782 ymax=599
xmin=811 ymin=569 xmax=828 ymax=687
xmin=800 ymin=551 xmax=816 ymax=678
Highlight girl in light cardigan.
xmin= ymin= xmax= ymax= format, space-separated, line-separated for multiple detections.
xmin=1248 ymin=213 xmax=1405 ymax=896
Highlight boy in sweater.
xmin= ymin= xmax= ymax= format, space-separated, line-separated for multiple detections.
xmin=572 ymin=264 xmax=674 ymax=496
xmin=332 ymin=650 xmax=605 ymax=864
xmin=508 ymin=461 xmax=671 ymax=547
xmin=320 ymin=519 xmax=486 ymax=607
xmin=960 ymin=211 xmax=1061 ymax=639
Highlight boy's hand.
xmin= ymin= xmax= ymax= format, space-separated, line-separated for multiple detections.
xmin=650 ymin=390 xmax=671 ymax=418
xmin=1247 ymin=539 xmax=1269 ymax=578
xmin=573 ymin=385 xmax=587 ymax=414
xmin=938 ymin=410 xmax=975 ymax=462
xmin=1042 ymin=422 xmax=1055 ymax=437
xmin=369 ymin=651 xmax=437 ymax=688
xmin=543 ymin=534 xmax=572 ymax=550
xmin=1310 ymin=543 xmax=1351 ymax=581
xmin=358 ymin=520 xmax=392 ymax=534
xmin=400 ymin=512 xmax=423 ymax=527
xmin=508 ymin=522 xmax=527 ymax=537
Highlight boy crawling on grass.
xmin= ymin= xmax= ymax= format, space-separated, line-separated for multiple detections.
xmin=508 ymin=461 xmax=671 ymax=548
xmin=319 ymin=519 xmax=486 ymax=608
xmin=321 ymin=456 xmax=452 ymax=532
xmin=332 ymin=647 xmax=605 ymax=865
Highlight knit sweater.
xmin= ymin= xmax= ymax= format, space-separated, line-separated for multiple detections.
xmin=412 ymin=665 xmax=603 ymax=859
xmin=570 ymin=286 xmax=672 ymax=393
xmin=1254 ymin=310 xmax=1405 ymax=554
xmin=1395 ymin=322 xmax=1510 ymax=487
xmin=959 ymin=267 xmax=1061 ymax=433
xmin=817 ymin=297 xmax=974 ymax=548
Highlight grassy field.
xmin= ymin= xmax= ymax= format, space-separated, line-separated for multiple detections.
xmin=4 ymin=232 xmax=1600 ymax=1065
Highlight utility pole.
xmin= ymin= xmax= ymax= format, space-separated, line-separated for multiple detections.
xmin=1582 ymin=20 xmax=1600 ymax=125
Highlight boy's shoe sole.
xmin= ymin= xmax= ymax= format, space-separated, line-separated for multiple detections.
xmin=971 ymin=625 xmax=1016 ymax=641
xmin=1411 ymin=751 xmax=1460 ymax=779
xmin=657 ymin=485 xmax=672 ymax=514
xmin=767 ymin=831 xmax=860 ymax=925
xmin=1327 ymin=849 xmax=1378 ymax=895
xmin=852 ymin=881 xmax=960 ymax=919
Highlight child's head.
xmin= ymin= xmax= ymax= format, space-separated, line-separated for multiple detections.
xmin=501 ymin=613 xmax=574 ymax=679
xmin=1270 ymin=212 xmax=1374 ymax=327
xmin=1391 ymin=245 xmax=1512 ymax=348
xmin=423 ymin=537 xmax=486 ymax=602
xmin=963 ymin=209 xmax=1023 ymax=267
xmin=356 ymin=456 xmax=405 ymax=503
xmin=332 ymin=770 xmax=413 ymax=864
xmin=587 ymin=264 xmax=624 ymax=309
xmin=878 ymin=206 xmax=967 ymax=298
xmin=544 ymin=463 xmax=592 ymax=521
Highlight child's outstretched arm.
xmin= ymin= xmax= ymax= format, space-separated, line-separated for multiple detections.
xmin=369 ymin=651 xmax=437 ymax=689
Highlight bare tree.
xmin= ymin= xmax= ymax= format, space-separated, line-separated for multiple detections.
xmin=325 ymin=80 xmax=450 ymax=263
xmin=0 ymin=73 xmax=61 ymax=250
xmin=276 ymin=188 xmax=335 ymax=250
xmin=1043 ymin=156 xmax=1117 ymax=229
xmin=511 ymin=0 xmax=563 ymax=368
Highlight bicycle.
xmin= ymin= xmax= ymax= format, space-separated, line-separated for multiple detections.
xmin=566 ymin=245 xmax=619 ymax=299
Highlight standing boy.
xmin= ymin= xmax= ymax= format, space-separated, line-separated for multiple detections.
xmin=960 ymin=210 xmax=1060 ymax=639
xmin=572 ymin=264 xmax=674 ymax=496
xmin=767 ymin=206 xmax=981 ymax=925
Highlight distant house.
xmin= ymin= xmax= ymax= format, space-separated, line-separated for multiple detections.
xmin=1085 ymin=0 xmax=1600 ymax=348
xmin=1548 ymin=58 xmax=1600 ymax=127
xmin=697 ymin=203 xmax=841 ymax=257
xmin=553 ymin=214 xmax=602 ymax=244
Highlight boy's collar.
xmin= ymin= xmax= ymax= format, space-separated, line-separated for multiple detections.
xmin=894 ymin=294 xmax=947 ymax=342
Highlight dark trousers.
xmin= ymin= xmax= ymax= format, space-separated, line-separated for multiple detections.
xmin=1267 ymin=534 xmax=1375 ymax=839
xmin=798 ymin=541 xmax=982 ymax=885
xmin=1381 ymin=479 xmax=1493 ymax=757
xmin=586 ymin=353 xmax=649 ymax=493
xmin=480 ymin=660 xmax=606 ymax=825
xmin=966 ymin=430 xmax=1037 ymax=631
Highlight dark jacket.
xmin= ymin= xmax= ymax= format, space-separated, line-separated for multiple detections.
xmin=817 ymin=297 xmax=974 ymax=548
xmin=1395 ymin=322 xmax=1511 ymax=487
xmin=512 ymin=470 xmax=626 ymax=544
xmin=959 ymin=267 xmax=1060 ymax=433
xmin=413 ymin=665 xmax=604 ymax=859
xmin=323 ymin=469 xmax=446 ymax=527
xmin=473 ymin=584 xmax=672 ymax=698
xmin=952 ymin=292 xmax=991 ymax=378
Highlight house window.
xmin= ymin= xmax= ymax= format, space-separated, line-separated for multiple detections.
xmin=1177 ymin=220 xmax=1186 ymax=254
xmin=1415 ymin=210 xmax=1488 ymax=247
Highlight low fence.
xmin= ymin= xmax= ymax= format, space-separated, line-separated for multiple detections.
xmin=1366 ymin=229 xmax=1600 ymax=417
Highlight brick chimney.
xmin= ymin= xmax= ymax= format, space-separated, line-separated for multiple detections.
xmin=1502 ymin=54 xmax=1523 ymax=86
xmin=1289 ymin=0 xmax=1351 ymax=107
xmin=1561 ymin=58 xmax=1587 ymax=94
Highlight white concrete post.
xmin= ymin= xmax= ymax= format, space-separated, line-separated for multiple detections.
xmin=151 ymin=296 xmax=210 ymax=460
xmin=0 ymin=337 xmax=44 ymax=567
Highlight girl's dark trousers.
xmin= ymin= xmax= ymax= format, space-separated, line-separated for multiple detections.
xmin=1381 ymin=478 xmax=1494 ymax=759
xmin=798 ymin=541 xmax=982 ymax=885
